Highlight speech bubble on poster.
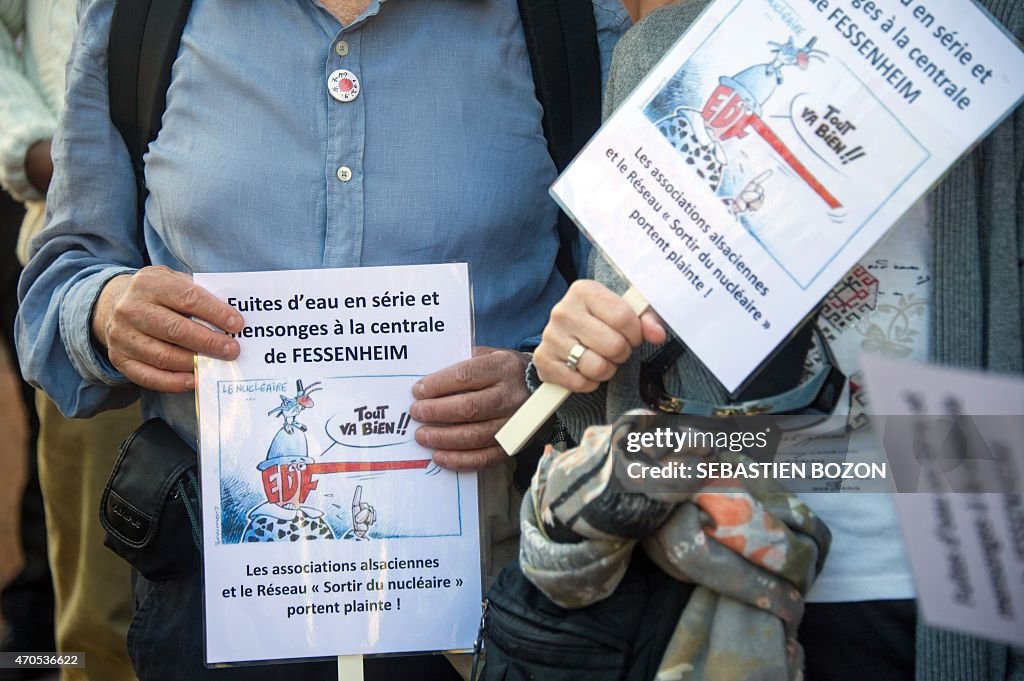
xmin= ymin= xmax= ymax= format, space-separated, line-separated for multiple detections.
xmin=323 ymin=376 xmax=418 ymax=449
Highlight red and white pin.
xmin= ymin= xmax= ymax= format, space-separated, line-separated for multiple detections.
xmin=327 ymin=69 xmax=360 ymax=103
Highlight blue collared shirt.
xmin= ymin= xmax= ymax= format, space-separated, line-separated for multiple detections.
xmin=17 ymin=0 xmax=629 ymax=440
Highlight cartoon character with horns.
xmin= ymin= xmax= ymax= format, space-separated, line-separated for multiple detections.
xmin=268 ymin=379 xmax=322 ymax=434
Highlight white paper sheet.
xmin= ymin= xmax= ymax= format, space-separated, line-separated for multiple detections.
xmin=193 ymin=263 xmax=481 ymax=664
xmin=862 ymin=356 xmax=1024 ymax=648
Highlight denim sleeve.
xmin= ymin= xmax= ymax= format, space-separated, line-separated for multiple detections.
xmin=15 ymin=0 xmax=143 ymax=417
xmin=592 ymin=0 xmax=632 ymax=90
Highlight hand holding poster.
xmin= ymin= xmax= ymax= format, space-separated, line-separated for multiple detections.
xmin=193 ymin=264 xmax=479 ymax=665
xmin=551 ymin=0 xmax=1024 ymax=394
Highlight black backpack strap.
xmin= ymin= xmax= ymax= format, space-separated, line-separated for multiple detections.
xmin=108 ymin=0 xmax=193 ymax=219
xmin=513 ymin=0 xmax=601 ymax=486
xmin=519 ymin=0 xmax=602 ymax=284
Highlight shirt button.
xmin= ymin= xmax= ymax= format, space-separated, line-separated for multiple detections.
xmin=337 ymin=166 xmax=352 ymax=182
xmin=335 ymin=40 xmax=349 ymax=57
xmin=327 ymin=69 xmax=360 ymax=102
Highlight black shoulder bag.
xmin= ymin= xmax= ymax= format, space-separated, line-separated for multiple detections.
xmin=100 ymin=419 xmax=201 ymax=580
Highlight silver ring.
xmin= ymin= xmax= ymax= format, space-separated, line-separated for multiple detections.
xmin=566 ymin=343 xmax=587 ymax=372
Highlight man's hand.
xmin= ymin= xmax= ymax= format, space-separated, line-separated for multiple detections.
xmin=410 ymin=347 xmax=530 ymax=471
xmin=91 ymin=266 xmax=244 ymax=392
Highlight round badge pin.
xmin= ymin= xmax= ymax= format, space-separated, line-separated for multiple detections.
xmin=327 ymin=69 xmax=360 ymax=103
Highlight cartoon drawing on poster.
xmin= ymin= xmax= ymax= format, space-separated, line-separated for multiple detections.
xmin=237 ymin=380 xmax=335 ymax=543
xmin=218 ymin=373 xmax=462 ymax=545
xmin=647 ymin=36 xmax=827 ymax=212
xmin=642 ymin=0 xmax=929 ymax=288
xmin=268 ymin=379 xmax=321 ymax=434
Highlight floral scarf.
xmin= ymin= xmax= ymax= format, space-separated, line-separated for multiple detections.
xmin=520 ymin=416 xmax=832 ymax=681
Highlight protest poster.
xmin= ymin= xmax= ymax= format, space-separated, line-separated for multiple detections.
xmin=551 ymin=0 xmax=1024 ymax=394
xmin=862 ymin=355 xmax=1024 ymax=648
xmin=192 ymin=263 xmax=480 ymax=665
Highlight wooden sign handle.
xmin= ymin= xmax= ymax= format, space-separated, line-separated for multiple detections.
xmin=338 ymin=655 xmax=363 ymax=680
xmin=496 ymin=286 xmax=649 ymax=456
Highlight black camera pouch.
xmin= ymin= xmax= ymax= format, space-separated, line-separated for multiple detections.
xmin=100 ymin=418 xmax=202 ymax=581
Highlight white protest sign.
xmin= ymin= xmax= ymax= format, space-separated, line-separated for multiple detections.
xmin=552 ymin=0 xmax=1024 ymax=393
xmin=862 ymin=355 xmax=1024 ymax=648
xmin=193 ymin=264 xmax=480 ymax=665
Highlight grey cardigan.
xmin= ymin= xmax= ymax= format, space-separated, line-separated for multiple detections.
xmin=560 ymin=1 xmax=1024 ymax=678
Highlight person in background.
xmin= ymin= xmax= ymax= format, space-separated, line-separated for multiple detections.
xmin=15 ymin=0 xmax=631 ymax=679
xmin=0 ymin=186 xmax=52 ymax=681
xmin=529 ymin=1 xmax=1024 ymax=680
xmin=0 ymin=3 xmax=141 ymax=680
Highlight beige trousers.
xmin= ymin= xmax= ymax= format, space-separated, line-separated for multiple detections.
xmin=36 ymin=394 xmax=140 ymax=681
